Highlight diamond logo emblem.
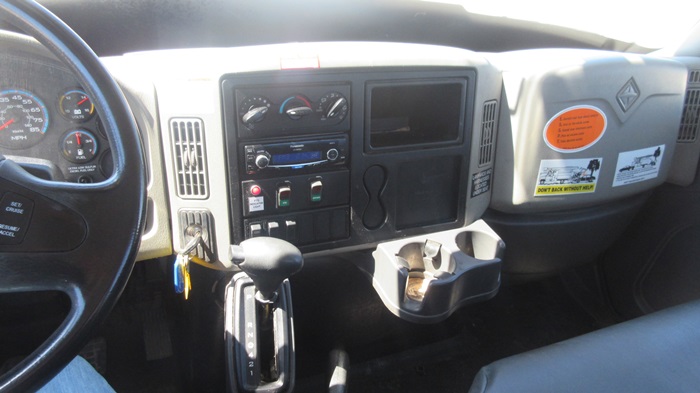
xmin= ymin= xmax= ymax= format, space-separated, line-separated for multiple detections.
xmin=617 ymin=78 xmax=640 ymax=112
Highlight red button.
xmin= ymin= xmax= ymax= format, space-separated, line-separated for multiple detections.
xmin=250 ymin=185 xmax=262 ymax=196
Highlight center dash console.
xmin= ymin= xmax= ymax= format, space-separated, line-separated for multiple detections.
xmin=222 ymin=68 xmax=489 ymax=253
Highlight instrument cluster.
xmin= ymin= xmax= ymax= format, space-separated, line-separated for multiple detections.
xmin=0 ymin=58 xmax=113 ymax=184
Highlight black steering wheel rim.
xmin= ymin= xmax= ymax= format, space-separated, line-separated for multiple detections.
xmin=0 ymin=0 xmax=146 ymax=391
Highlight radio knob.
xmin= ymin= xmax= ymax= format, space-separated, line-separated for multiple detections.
xmin=327 ymin=148 xmax=339 ymax=161
xmin=255 ymin=153 xmax=271 ymax=169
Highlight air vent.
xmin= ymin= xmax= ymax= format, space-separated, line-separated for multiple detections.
xmin=170 ymin=118 xmax=209 ymax=198
xmin=689 ymin=70 xmax=700 ymax=84
xmin=678 ymin=88 xmax=700 ymax=143
xmin=478 ymin=100 xmax=498 ymax=166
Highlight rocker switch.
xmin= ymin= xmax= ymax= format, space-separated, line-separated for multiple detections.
xmin=277 ymin=185 xmax=291 ymax=208
xmin=310 ymin=180 xmax=323 ymax=203
xmin=266 ymin=221 xmax=281 ymax=238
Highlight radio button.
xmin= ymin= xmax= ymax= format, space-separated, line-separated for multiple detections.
xmin=327 ymin=148 xmax=339 ymax=161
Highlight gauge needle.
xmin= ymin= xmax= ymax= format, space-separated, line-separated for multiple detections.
xmin=77 ymin=97 xmax=89 ymax=105
xmin=75 ymin=132 xmax=82 ymax=147
xmin=0 ymin=118 xmax=15 ymax=130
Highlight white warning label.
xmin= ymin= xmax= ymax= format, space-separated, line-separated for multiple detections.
xmin=248 ymin=196 xmax=264 ymax=212
xmin=534 ymin=158 xmax=602 ymax=196
xmin=612 ymin=145 xmax=664 ymax=187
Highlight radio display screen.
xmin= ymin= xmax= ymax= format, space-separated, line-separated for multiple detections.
xmin=272 ymin=151 xmax=322 ymax=165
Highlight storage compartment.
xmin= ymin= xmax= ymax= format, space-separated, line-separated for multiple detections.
xmin=395 ymin=156 xmax=461 ymax=229
xmin=367 ymin=81 xmax=466 ymax=149
xmin=354 ymin=220 xmax=504 ymax=323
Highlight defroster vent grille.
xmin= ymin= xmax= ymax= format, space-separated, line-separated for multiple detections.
xmin=479 ymin=100 xmax=498 ymax=166
xmin=679 ymin=71 xmax=700 ymax=143
xmin=171 ymin=118 xmax=209 ymax=198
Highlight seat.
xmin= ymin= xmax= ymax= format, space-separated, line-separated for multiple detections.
xmin=469 ymin=299 xmax=700 ymax=393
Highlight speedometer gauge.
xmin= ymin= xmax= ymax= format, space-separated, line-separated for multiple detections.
xmin=0 ymin=90 xmax=49 ymax=149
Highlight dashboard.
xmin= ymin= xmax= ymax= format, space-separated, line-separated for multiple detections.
xmin=2 ymin=38 xmax=699 ymax=278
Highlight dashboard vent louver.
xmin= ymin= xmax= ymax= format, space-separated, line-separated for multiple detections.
xmin=171 ymin=118 xmax=209 ymax=199
xmin=478 ymin=100 xmax=498 ymax=166
xmin=690 ymin=70 xmax=700 ymax=84
xmin=678 ymin=71 xmax=700 ymax=143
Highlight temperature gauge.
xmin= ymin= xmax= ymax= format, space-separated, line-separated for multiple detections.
xmin=59 ymin=90 xmax=95 ymax=122
xmin=61 ymin=129 xmax=98 ymax=163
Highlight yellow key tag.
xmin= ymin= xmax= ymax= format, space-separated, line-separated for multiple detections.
xmin=183 ymin=262 xmax=192 ymax=300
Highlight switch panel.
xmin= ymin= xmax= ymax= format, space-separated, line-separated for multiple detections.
xmin=244 ymin=207 xmax=349 ymax=246
xmin=241 ymin=170 xmax=349 ymax=217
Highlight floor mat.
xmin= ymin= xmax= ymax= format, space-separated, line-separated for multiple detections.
xmin=292 ymin=259 xmax=602 ymax=392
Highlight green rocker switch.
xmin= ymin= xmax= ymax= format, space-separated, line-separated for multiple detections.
xmin=277 ymin=184 xmax=292 ymax=208
xmin=310 ymin=180 xmax=323 ymax=203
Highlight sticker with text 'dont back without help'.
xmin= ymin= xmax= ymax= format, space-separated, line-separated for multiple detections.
xmin=543 ymin=106 xmax=607 ymax=153
xmin=535 ymin=158 xmax=602 ymax=196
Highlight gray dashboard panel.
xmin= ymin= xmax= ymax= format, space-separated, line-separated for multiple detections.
xmin=489 ymin=50 xmax=687 ymax=213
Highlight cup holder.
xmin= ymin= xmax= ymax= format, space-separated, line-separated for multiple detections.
xmin=397 ymin=239 xmax=454 ymax=274
xmin=455 ymin=230 xmax=502 ymax=260
xmin=361 ymin=220 xmax=505 ymax=323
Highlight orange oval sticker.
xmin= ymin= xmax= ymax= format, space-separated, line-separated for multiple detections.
xmin=543 ymin=106 xmax=607 ymax=153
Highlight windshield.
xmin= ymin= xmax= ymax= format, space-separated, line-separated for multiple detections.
xmin=429 ymin=0 xmax=700 ymax=49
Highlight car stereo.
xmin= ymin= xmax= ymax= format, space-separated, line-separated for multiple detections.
xmin=242 ymin=137 xmax=348 ymax=175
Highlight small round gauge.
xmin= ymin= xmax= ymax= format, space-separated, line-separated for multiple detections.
xmin=239 ymin=96 xmax=271 ymax=126
xmin=0 ymin=89 xmax=49 ymax=149
xmin=317 ymin=92 xmax=348 ymax=122
xmin=61 ymin=129 xmax=98 ymax=163
xmin=59 ymin=89 xmax=95 ymax=122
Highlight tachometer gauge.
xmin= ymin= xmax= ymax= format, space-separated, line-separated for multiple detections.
xmin=61 ymin=129 xmax=98 ymax=163
xmin=0 ymin=90 xmax=49 ymax=149
xmin=59 ymin=89 xmax=95 ymax=122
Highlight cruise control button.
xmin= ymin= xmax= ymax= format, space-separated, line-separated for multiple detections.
xmin=0 ymin=192 xmax=34 ymax=245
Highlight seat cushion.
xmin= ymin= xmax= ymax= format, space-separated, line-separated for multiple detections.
xmin=469 ymin=299 xmax=700 ymax=393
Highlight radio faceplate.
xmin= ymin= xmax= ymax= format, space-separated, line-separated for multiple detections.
xmin=242 ymin=137 xmax=348 ymax=176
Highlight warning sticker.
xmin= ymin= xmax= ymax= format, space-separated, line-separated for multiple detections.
xmin=248 ymin=196 xmax=265 ymax=212
xmin=471 ymin=168 xmax=492 ymax=197
xmin=543 ymin=106 xmax=607 ymax=153
xmin=534 ymin=158 xmax=602 ymax=196
xmin=612 ymin=145 xmax=664 ymax=187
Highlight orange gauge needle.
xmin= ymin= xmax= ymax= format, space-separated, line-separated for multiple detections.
xmin=0 ymin=118 xmax=15 ymax=130
xmin=75 ymin=132 xmax=82 ymax=146
xmin=77 ymin=96 xmax=89 ymax=105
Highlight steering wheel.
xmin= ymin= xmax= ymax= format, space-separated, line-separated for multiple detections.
xmin=0 ymin=0 xmax=146 ymax=391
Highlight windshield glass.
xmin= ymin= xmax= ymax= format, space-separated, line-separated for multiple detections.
xmin=428 ymin=0 xmax=700 ymax=49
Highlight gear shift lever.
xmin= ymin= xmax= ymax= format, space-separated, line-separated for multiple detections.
xmin=230 ymin=237 xmax=303 ymax=302
xmin=226 ymin=237 xmax=302 ymax=392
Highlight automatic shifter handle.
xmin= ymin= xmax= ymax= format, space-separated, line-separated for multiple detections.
xmin=229 ymin=237 xmax=303 ymax=302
